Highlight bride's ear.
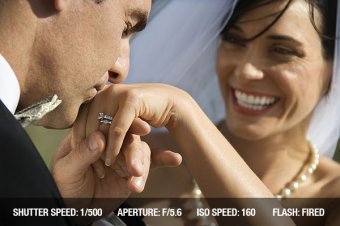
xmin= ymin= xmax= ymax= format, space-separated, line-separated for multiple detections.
xmin=54 ymin=0 xmax=69 ymax=12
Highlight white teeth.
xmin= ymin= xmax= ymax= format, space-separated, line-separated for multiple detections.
xmin=234 ymin=89 xmax=277 ymax=110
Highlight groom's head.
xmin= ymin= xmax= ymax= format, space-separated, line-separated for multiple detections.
xmin=0 ymin=0 xmax=151 ymax=128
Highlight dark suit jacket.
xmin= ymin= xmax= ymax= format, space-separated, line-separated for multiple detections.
xmin=0 ymin=100 xmax=73 ymax=226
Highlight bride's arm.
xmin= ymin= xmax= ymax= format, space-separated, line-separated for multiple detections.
xmin=86 ymin=83 xmax=295 ymax=226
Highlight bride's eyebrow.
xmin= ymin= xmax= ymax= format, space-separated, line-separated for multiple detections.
xmin=267 ymin=34 xmax=303 ymax=46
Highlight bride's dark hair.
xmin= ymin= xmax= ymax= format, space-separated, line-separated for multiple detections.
xmin=222 ymin=0 xmax=337 ymax=59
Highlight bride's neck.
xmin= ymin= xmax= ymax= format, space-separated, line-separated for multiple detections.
xmin=219 ymin=122 xmax=310 ymax=179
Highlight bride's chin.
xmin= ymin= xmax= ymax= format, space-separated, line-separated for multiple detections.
xmin=226 ymin=124 xmax=271 ymax=141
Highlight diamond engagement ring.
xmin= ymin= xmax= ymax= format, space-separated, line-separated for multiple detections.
xmin=97 ymin=112 xmax=113 ymax=125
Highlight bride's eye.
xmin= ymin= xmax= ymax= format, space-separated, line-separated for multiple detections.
xmin=271 ymin=45 xmax=299 ymax=56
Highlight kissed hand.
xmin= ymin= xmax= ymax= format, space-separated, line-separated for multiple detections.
xmin=85 ymin=84 xmax=190 ymax=167
xmin=51 ymin=100 xmax=181 ymax=216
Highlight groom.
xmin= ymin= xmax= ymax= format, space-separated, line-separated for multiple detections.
xmin=0 ymin=0 xmax=180 ymax=225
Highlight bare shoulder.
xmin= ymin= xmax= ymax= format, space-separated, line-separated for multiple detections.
xmin=313 ymin=157 xmax=340 ymax=225
xmin=316 ymin=156 xmax=340 ymax=197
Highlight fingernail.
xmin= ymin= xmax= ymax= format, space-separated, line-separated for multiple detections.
xmin=89 ymin=137 xmax=98 ymax=152
xmin=133 ymin=159 xmax=144 ymax=173
xmin=105 ymin=158 xmax=111 ymax=166
xmin=132 ymin=177 xmax=143 ymax=189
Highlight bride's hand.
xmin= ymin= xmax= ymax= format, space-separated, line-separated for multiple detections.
xmin=85 ymin=83 xmax=186 ymax=166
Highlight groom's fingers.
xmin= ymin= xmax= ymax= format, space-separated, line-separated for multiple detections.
xmin=93 ymin=159 xmax=106 ymax=179
xmin=52 ymin=131 xmax=105 ymax=185
xmin=127 ymin=141 xmax=151 ymax=193
xmin=66 ymin=131 xmax=105 ymax=178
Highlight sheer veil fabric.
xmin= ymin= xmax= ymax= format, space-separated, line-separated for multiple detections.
xmin=126 ymin=0 xmax=340 ymax=158
xmin=308 ymin=1 xmax=340 ymax=158
xmin=126 ymin=0 xmax=237 ymax=122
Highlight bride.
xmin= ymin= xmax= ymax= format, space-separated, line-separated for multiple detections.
xmin=82 ymin=0 xmax=340 ymax=225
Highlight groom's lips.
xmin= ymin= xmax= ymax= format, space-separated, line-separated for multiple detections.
xmin=83 ymin=76 xmax=109 ymax=103
xmin=95 ymin=74 xmax=109 ymax=91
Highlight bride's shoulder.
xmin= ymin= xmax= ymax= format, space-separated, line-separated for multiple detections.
xmin=316 ymin=157 xmax=340 ymax=197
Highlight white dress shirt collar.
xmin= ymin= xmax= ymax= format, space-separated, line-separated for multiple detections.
xmin=0 ymin=54 xmax=20 ymax=114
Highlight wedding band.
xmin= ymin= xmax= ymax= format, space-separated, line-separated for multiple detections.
xmin=97 ymin=112 xmax=112 ymax=125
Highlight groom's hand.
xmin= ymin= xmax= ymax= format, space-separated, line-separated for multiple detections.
xmin=51 ymin=104 xmax=152 ymax=220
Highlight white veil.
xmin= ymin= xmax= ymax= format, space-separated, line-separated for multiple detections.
xmin=126 ymin=0 xmax=237 ymax=122
xmin=307 ymin=1 xmax=340 ymax=157
xmin=126 ymin=0 xmax=340 ymax=158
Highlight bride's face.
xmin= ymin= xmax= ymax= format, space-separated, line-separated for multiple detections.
xmin=216 ymin=0 xmax=332 ymax=140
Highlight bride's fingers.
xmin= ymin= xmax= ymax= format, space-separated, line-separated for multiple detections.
xmin=105 ymin=102 xmax=137 ymax=166
xmin=122 ymin=134 xmax=144 ymax=177
xmin=127 ymin=141 xmax=151 ymax=193
xmin=150 ymin=149 xmax=182 ymax=168
xmin=129 ymin=118 xmax=151 ymax=136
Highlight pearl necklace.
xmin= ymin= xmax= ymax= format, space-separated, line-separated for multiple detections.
xmin=190 ymin=181 xmax=217 ymax=226
xmin=188 ymin=141 xmax=320 ymax=226
xmin=275 ymin=141 xmax=320 ymax=200
xmin=191 ymin=141 xmax=320 ymax=201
